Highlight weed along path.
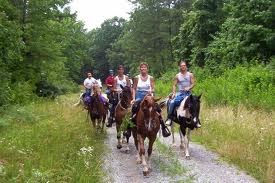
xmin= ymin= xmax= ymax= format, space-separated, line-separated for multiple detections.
xmin=103 ymin=127 xmax=258 ymax=183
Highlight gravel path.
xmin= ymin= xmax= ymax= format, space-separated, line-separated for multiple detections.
xmin=103 ymin=126 xmax=258 ymax=183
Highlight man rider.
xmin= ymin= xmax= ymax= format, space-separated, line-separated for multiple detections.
xmin=165 ymin=60 xmax=201 ymax=128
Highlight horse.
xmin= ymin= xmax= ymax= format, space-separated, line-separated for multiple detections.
xmin=88 ymin=85 xmax=108 ymax=131
xmin=167 ymin=94 xmax=201 ymax=159
xmin=132 ymin=94 xmax=161 ymax=176
xmin=114 ymin=85 xmax=132 ymax=152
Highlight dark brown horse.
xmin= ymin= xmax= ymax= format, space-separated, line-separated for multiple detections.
xmin=114 ymin=85 xmax=132 ymax=152
xmin=132 ymin=94 xmax=161 ymax=176
xmin=88 ymin=85 xmax=108 ymax=131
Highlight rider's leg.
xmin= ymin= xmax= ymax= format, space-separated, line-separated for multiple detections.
xmin=155 ymin=104 xmax=171 ymax=137
xmin=165 ymin=98 xmax=175 ymax=126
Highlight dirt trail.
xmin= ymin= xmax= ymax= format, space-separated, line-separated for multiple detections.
xmin=103 ymin=126 xmax=258 ymax=183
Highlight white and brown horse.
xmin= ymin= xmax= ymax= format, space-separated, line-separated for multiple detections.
xmin=167 ymin=94 xmax=201 ymax=159
xmin=132 ymin=94 xmax=161 ymax=176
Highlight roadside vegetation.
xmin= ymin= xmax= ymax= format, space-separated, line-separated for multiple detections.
xmin=0 ymin=94 xmax=106 ymax=182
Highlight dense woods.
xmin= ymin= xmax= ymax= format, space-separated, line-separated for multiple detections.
xmin=0 ymin=0 xmax=274 ymax=108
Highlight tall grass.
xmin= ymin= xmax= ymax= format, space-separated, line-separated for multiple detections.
xmin=192 ymin=104 xmax=275 ymax=183
xmin=0 ymin=94 xmax=106 ymax=182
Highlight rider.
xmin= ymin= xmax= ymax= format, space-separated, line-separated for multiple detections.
xmin=106 ymin=65 xmax=131 ymax=127
xmin=165 ymin=60 xmax=201 ymax=127
xmin=84 ymin=71 xmax=97 ymax=97
xmin=131 ymin=62 xmax=171 ymax=137
xmin=83 ymin=71 xmax=97 ymax=107
xmin=105 ymin=69 xmax=115 ymax=98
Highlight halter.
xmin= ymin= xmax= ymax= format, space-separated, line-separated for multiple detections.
xmin=118 ymin=101 xmax=128 ymax=111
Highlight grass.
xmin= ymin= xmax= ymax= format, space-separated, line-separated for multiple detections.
xmin=191 ymin=103 xmax=275 ymax=183
xmin=0 ymin=94 xmax=106 ymax=182
xmin=153 ymin=139 xmax=186 ymax=177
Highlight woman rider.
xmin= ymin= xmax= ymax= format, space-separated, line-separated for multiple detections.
xmin=106 ymin=65 xmax=131 ymax=127
xmin=131 ymin=62 xmax=170 ymax=137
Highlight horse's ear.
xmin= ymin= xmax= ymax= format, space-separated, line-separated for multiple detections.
xmin=120 ymin=84 xmax=124 ymax=90
xmin=154 ymin=97 xmax=161 ymax=103
xmin=198 ymin=94 xmax=202 ymax=100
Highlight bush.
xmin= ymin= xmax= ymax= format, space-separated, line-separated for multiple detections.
xmin=156 ymin=65 xmax=274 ymax=110
xmin=194 ymin=66 xmax=274 ymax=110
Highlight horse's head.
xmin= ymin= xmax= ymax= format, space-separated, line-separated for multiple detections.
xmin=139 ymin=94 xmax=160 ymax=131
xmin=120 ymin=85 xmax=132 ymax=104
xmin=92 ymin=85 xmax=101 ymax=96
xmin=184 ymin=94 xmax=202 ymax=125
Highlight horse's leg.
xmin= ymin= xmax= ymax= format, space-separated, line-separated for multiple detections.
xmin=139 ymin=135 xmax=148 ymax=176
xmin=101 ymin=114 xmax=106 ymax=131
xmin=185 ymin=128 xmax=191 ymax=159
xmin=147 ymin=136 xmax=156 ymax=172
xmin=171 ymin=122 xmax=176 ymax=147
xmin=135 ymin=133 xmax=142 ymax=164
xmin=179 ymin=125 xmax=186 ymax=151
xmin=123 ymin=128 xmax=131 ymax=153
xmin=116 ymin=121 xmax=122 ymax=149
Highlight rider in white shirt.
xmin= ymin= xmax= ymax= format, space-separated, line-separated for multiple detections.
xmin=83 ymin=72 xmax=97 ymax=97
xmin=106 ymin=65 xmax=131 ymax=127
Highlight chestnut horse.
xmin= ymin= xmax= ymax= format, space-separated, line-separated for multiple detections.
xmin=114 ymin=85 xmax=132 ymax=151
xmin=88 ymin=85 xmax=108 ymax=131
xmin=132 ymin=94 xmax=161 ymax=176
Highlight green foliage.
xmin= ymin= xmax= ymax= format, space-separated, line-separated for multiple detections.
xmin=205 ymin=0 xmax=275 ymax=73
xmin=194 ymin=66 xmax=275 ymax=110
xmin=88 ymin=17 xmax=126 ymax=80
xmin=0 ymin=94 xmax=106 ymax=182
xmin=0 ymin=0 xmax=90 ymax=107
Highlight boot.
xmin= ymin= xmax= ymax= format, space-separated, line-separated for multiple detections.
xmin=160 ymin=118 xmax=171 ymax=137
xmin=106 ymin=117 xmax=113 ymax=127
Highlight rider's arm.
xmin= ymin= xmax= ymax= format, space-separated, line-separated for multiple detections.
xmin=187 ymin=73 xmax=196 ymax=91
xmin=150 ymin=76 xmax=155 ymax=94
xmin=131 ymin=76 xmax=138 ymax=102
xmin=126 ymin=76 xmax=131 ymax=87
xmin=83 ymin=79 xmax=88 ymax=89
xmin=172 ymin=75 xmax=178 ymax=95
xmin=112 ymin=77 xmax=117 ymax=91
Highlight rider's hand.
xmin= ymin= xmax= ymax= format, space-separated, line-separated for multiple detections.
xmin=131 ymin=99 xmax=135 ymax=105
xmin=184 ymin=87 xmax=191 ymax=91
xmin=171 ymin=92 xmax=176 ymax=99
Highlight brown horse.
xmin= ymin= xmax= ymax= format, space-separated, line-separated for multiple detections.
xmin=132 ymin=94 xmax=161 ymax=176
xmin=114 ymin=85 xmax=132 ymax=152
xmin=88 ymin=85 xmax=108 ymax=131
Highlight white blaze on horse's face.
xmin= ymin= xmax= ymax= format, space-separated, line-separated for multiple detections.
xmin=148 ymin=106 xmax=152 ymax=131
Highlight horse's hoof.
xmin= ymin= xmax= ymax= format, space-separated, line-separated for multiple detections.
xmin=143 ymin=170 xmax=149 ymax=176
xmin=122 ymin=139 xmax=127 ymax=144
xmin=136 ymin=159 xmax=142 ymax=164
xmin=186 ymin=156 xmax=191 ymax=160
xmin=171 ymin=143 xmax=177 ymax=148
xmin=117 ymin=144 xmax=122 ymax=149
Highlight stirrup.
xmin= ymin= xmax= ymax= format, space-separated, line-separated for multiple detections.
xmin=162 ymin=126 xmax=171 ymax=137
xmin=196 ymin=123 xmax=201 ymax=128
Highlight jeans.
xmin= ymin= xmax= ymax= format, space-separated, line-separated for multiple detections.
xmin=85 ymin=88 xmax=91 ymax=97
xmin=135 ymin=91 xmax=148 ymax=102
xmin=168 ymin=91 xmax=191 ymax=117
